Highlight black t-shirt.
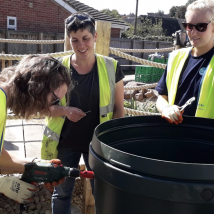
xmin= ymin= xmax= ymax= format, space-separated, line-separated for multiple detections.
xmin=58 ymin=56 xmax=124 ymax=152
xmin=156 ymin=47 xmax=214 ymax=116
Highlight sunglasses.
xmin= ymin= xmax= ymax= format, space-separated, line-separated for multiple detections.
xmin=182 ymin=21 xmax=211 ymax=32
xmin=51 ymin=90 xmax=60 ymax=106
xmin=66 ymin=14 xmax=95 ymax=26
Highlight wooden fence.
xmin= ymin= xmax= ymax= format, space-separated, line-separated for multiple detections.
xmin=0 ymin=30 xmax=172 ymax=71
xmin=1 ymin=51 xmax=12 ymax=69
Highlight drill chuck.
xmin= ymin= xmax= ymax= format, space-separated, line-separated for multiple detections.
xmin=68 ymin=168 xmax=80 ymax=178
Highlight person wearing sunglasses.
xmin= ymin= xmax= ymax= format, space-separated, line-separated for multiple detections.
xmin=40 ymin=12 xmax=125 ymax=214
xmin=156 ymin=0 xmax=214 ymax=124
xmin=0 ymin=55 xmax=71 ymax=203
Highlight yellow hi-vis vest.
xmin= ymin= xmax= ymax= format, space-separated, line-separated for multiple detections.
xmin=166 ymin=47 xmax=214 ymax=119
xmin=41 ymin=54 xmax=117 ymax=159
xmin=0 ymin=88 xmax=7 ymax=156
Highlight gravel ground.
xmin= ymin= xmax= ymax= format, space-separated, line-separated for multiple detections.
xmin=0 ymin=174 xmax=83 ymax=214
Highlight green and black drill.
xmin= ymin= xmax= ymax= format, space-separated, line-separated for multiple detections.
xmin=21 ymin=162 xmax=94 ymax=183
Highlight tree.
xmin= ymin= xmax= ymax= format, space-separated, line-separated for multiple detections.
xmin=169 ymin=6 xmax=177 ymax=17
xmin=176 ymin=6 xmax=186 ymax=19
xmin=101 ymin=9 xmax=121 ymax=19
xmin=123 ymin=17 xmax=164 ymax=38
xmin=185 ymin=0 xmax=197 ymax=6
xmin=158 ymin=10 xmax=164 ymax=16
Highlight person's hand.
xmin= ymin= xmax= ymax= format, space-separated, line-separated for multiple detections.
xmin=0 ymin=177 xmax=37 ymax=204
xmin=33 ymin=158 xmax=65 ymax=192
xmin=63 ymin=107 xmax=86 ymax=122
xmin=161 ymin=105 xmax=184 ymax=125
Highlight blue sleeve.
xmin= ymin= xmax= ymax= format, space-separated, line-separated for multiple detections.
xmin=155 ymin=66 xmax=168 ymax=96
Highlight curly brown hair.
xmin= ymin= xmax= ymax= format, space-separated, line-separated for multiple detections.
xmin=0 ymin=55 xmax=71 ymax=119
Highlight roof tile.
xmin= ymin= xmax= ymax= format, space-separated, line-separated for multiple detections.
xmin=62 ymin=0 xmax=129 ymax=28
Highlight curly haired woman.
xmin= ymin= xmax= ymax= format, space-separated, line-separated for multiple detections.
xmin=0 ymin=55 xmax=71 ymax=204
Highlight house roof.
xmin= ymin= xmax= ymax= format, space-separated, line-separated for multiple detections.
xmin=123 ymin=18 xmax=135 ymax=25
xmin=54 ymin=0 xmax=129 ymax=30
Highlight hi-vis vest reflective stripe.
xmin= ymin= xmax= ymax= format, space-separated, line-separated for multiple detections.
xmin=41 ymin=54 xmax=117 ymax=160
xmin=166 ymin=47 xmax=214 ymax=118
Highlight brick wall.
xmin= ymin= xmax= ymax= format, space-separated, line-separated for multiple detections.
xmin=0 ymin=0 xmax=122 ymax=37
xmin=111 ymin=28 xmax=120 ymax=38
xmin=0 ymin=0 xmax=71 ymax=33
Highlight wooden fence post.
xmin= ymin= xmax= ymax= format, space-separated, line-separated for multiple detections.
xmin=130 ymin=39 xmax=134 ymax=69
xmin=54 ymin=33 xmax=60 ymax=53
xmin=80 ymin=165 xmax=95 ymax=214
xmin=1 ymin=51 xmax=5 ymax=70
xmin=39 ymin=33 xmax=43 ymax=53
xmin=64 ymin=26 xmax=72 ymax=51
xmin=8 ymin=52 xmax=12 ymax=67
xmin=141 ymin=40 xmax=145 ymax=60
xmin=5 ymin=30 xmax=10 ymax=54
xmin=94 ymin=21 xmax=111 ymax=56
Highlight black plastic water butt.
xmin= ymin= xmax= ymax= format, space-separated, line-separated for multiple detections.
xmin=89 ymin=116 xmax=214 ymax=214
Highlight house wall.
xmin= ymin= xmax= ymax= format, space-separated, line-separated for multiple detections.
xmin=0 ymin=0 xmax=70 ymax=33
xmin=111 ymin=28 xmax=120 ymax=38
xmin=0 ymin=0 xmax=123 ymax=38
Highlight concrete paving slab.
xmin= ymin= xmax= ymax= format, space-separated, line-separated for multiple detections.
xmin=25 ymin=141 xmax=41 ymax=159
xmin=5 ymin=118 xmax=86 ymax=165
xmin=23 ymin=119 xmax=45 ymax=125
xmin=5 ymin=121 xmax=24 ymax=142
xmin=4 ymin=140 xmax=25 ymax=157
xmin=6 ymin=119 xmax=22 ymax=126
xmin=23 ymin=124 xmax=44 ymax=141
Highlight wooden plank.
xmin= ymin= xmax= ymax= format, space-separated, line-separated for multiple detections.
xmin=39 ymin=33 xmax=43 ymax=54
xmin=1 ymin=51 xmax=5 ymax=70
xmin=95 ymin=21 xmax=111 ymax=56
xmin=64 ymin=26 xmax=72 ymax=52
xmin=8 ymin=52 xmax=12 ymax=67
xmin=8 ymin=60 xmax=12 ymax=67
xmin=81 ymin=164 xmax=95 ymax=214
xmin=1 ymin=60 xmax=5 ymax=70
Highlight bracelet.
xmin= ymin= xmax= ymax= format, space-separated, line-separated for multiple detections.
xmin=32 ymin=157 xmax=41 ymax=163
xmin=63 ymin=106 xmax=68 ymax=116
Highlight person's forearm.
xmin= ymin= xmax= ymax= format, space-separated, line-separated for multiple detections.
xmin=113 ymin=106 xmax=124 ymax=118
xmin=113 ymin=80 xmax=124 ymax=119
xmin=49 ymin=105 xmax=66 ymax=117
xmin=156 ymin=95 xmax=170 ymax=113
xmin=0 ymin=148 xmax=31 ymax=173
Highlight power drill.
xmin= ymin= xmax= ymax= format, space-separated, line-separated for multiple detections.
xmin=21 ymin=162 xmax=94 ymax=183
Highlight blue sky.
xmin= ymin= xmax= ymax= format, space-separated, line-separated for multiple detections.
xmin=78 ymin=0 xmax=188 ymax=15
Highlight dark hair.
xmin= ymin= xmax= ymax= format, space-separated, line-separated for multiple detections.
xmin=65 ymin=12 xmax=96 ymax=37
xmin=0 ymin=55 xmax=71 ymax=119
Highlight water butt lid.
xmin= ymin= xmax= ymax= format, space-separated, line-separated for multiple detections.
xmin=91 ymin=116 xmax=214 ymax=181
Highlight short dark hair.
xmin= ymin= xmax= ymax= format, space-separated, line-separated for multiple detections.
xmin=65 ymin=12 xmax=96 ymax=37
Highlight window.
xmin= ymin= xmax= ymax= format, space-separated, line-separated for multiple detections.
xmin=7 ymin=16 xmax=17 ymax=30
